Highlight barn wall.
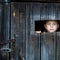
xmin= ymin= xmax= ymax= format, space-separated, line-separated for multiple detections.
xmin=0 ymin=2 xmax=60 ymax=60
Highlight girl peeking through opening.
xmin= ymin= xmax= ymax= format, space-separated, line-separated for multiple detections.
xmin=38 ymin=20 xmax=60 ymax=33
xmin=44 ymin=20 xmax=59 ymax=32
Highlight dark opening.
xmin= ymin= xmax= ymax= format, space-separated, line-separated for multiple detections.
xmin=35 ymin=20 xmax=60 ymax=32
xmin=35 ymin=20 xmax=44 ymax=32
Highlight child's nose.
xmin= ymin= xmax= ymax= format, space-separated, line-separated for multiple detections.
xmin=50 ymin=24 xmax=53 ymax=27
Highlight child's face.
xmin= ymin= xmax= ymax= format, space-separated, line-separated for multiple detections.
xmin=44 ymin=21 xmax=59 ymax=32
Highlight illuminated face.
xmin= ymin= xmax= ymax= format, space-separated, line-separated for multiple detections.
xmin=44 ymin=21 xmax=59 ymax=32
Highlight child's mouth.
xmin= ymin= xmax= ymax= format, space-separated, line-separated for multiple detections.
xmin=50 ymin=29 xmax=54 ymax=30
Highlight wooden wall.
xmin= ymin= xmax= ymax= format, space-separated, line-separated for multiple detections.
xmin=1 ymin=2 xmax=60 ymax=60
xmin=11 ymin=2 xmax=60 ymax=60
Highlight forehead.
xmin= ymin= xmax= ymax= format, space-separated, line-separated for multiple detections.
xmin=45 ymin=21 xmax=58 ymax=24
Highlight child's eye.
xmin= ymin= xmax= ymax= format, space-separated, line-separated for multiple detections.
xmin=47 ymin=23 xmax=51 ymax=25
xmin=53 ymin=23 xmax=57 ymax=25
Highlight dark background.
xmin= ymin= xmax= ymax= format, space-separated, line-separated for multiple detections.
xmin=0 ymin=0 xmax=60 ymax=2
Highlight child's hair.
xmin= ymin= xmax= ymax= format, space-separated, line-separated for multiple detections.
xmin=43 ymin=20 xmax=60 ymax=32
xmin=44 ymin=20 xmax=59 ymax=24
